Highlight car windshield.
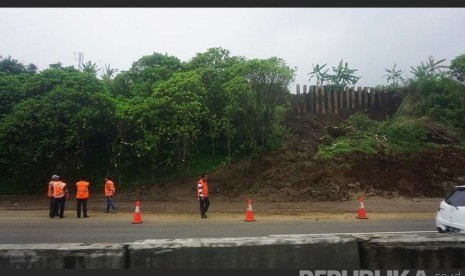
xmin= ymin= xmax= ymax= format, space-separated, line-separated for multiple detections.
xmin=446 ymin=188 xmax=465 ymax=207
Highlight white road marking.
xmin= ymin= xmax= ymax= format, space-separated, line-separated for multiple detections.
xmin=0 ymin=217 xmax=49 ymax=219
xmin=270 ymin=230 xmax=437 ymax=237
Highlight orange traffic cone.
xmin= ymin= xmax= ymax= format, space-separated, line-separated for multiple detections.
xmin=132 ymin=200 xmax=143 ymax=224
xmin=245 ymin=199 xmax=256 ymax=222
xmin=356 ymin=196 xmax=368 ymax=219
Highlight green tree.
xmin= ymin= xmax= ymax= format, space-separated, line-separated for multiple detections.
xmin=0 ymin=55 xmax=34 ymax=75
xmin=26 ymin=64 xmax=38 ymax=74
xmin=151 ymin=71 xmax=207 ymax=172
xmin=106 ymin=96 xmax=146 ymax=180
xmin=110 ymin=71 xmax=208 ymax=177
xmin=328 ymin=59 xmax=361 ymax=87
xmin=22 ymin=67 xmax=101 ymax=99
xmin=0 ymin=69 xmax=112 ymax=193
xmin=383 ymin=64 xmax=405 ymax=87
xmin=109 ymin=53 xmax=184 ymax=98
xmin=423 ymin=55 xmax=448 ymax=76
xmin=110 ymin=71 xmax=132 ymax=97
xmin=308 ymin=63 xmax=329 ymax=87
xmin=101 ymin=64 xmax=118 ymax=80
xmin=79 ymin=60 xmax=100 ymax=76
xmin=410 ymin=55 xmax=448 ymax=80
xmin=128 ymin=52 xmax=184 ymax=97
xmin=450 ymin=54 xmax=465 ymax=83
xmin=186 ymin=47 xmax=237 ymax=157
xmin=48 ymin=62 xmax=76 ymax=71
xmin=224 ymin=57 xmax=295 ymax=153
xmin=0 ymin=72 xmax=27 ymax=118
xmin=101 ymin=64 xmax=119 ymax=93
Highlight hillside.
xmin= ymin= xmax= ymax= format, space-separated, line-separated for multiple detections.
xmin=139 ymin=114 xmax=465 ymax=203
xmin=2 ymin=113 xmax=464 ymax=215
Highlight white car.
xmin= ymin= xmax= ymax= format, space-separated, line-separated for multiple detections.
xmin=435 ymin=185 xmax=465 ymax=233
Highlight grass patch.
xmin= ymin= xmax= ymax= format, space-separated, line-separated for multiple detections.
xmin=315 ymin=113 xmax=454 ymax=160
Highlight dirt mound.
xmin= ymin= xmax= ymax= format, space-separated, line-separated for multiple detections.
xmin=202 ymin=116 xmax=465 ymax=202
xmin=125 ymin=115 xmax=465 ymax=204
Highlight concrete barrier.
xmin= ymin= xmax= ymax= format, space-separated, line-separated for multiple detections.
xmin=0 ymin=243 xmax=126 ymax=269
xmin=354 ymin=233 xmax=465 ymax=269
xmin=1 ymin=233 xmax=465 ymax=269
xmin=127 ymin=235 xmax=360 ymax=269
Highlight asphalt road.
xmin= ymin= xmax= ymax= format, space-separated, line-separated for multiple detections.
xmin=0 ymin=209 xmax=437 ymax=244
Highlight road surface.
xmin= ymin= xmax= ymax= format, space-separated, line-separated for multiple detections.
xmin=0 ymin=209 xmax=437 ymax=244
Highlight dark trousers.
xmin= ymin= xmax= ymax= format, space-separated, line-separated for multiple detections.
xmin=76 ymin=198 xmax=88 ymax=218
xmin=106 ymin=196 xmax=116 ymax=212
xmin=199 ymin=197 xmax=210 ymax=216
xmin=49 ymin=197 xmax=57 ymax=218
xmin=53 ymin=197 xmax=66 ymax=218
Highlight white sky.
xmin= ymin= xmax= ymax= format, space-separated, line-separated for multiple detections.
xmin=1 ymin=8 xmax=465 ymax=93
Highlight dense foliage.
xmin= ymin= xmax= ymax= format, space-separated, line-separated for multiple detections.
xmin=1 ymin=51 xmax=464 ymax=194
xmin=0 ymin=49 xmax=295 ymax=193
xmin=317 ymin=54 xmax=465 ymax=160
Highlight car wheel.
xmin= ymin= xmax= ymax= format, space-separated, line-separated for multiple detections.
xmin=437 ymin=227 xmax=446 ymax=233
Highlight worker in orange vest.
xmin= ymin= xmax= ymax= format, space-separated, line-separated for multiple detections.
xmin=104 ymin=176 xmax=117 ymax=213
xmin=196 ymin=173 xmax=210 ymax=219
xmin=48 ymin=174 xmax=59 ymax=219
xmin=75 ymin=176 xmax=90 ymax=218
xmin=52 ymin=175 xmax=69 ymax=219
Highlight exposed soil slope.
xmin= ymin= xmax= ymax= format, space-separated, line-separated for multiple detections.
xmin=139 ymin=114 xmax=465 ymax=204
xmin=2 ymin=113 xmax=464 ymax=215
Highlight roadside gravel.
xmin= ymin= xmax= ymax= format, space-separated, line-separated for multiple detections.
xmin=0 ymin=195 xmax=441 ymax=221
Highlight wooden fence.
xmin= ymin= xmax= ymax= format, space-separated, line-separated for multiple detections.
xmin=293 ymin=84 xmax=403 ymax=118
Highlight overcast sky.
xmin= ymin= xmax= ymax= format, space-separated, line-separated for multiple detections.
xmin=1 ymin=8 xmax=464 ymax=92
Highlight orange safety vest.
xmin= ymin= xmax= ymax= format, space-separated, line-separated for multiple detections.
xmin=53 ymin=181 xmax=67 ymax=198
xmin=197 ymin=178 xmax=208 ymax=198
xmin=75 ymin=180 xmax=90 ymax=199
xmin=48 ymin=180 xmax=55 ymax=197
xmin=104 ymin=180 xmax=115 ymax=197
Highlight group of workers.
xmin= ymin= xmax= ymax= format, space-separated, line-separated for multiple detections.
xmin=47 ymin=175 xmax=117 ymax=219
xmin=47 ymin=172 xmax=210 ymax=219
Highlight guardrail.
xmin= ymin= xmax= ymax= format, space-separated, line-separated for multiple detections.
xmin=1 ymin=233 xmax=464 ymax=269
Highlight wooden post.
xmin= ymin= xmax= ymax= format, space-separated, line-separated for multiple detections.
xmin=351 ymin=87 xmax=357 ymax=110
xmin=302 ymin=84 xmax=308 ymax=115
xmin=362 ymin=87 xmax=367 ymax=111
xmin=326 ymin=89 xmax=330 ymax=115
xmin=321 ymin=86 xmax=326 ymax=114
xmin=357 ymin=87 xmax=362 ymax=111
xmin=375 ymin=91 xmax=384 ymax=108
xmin=371 ymin=88 xmax=375 ymax=110
xmin=344 ymin=86 xmax=350 ymax=111
xmin=296 ymin=84 xmax=301 ymax=115
xmin=339 ymin=87 xmax=343 ymax=113
xmin=309 ymin=85 xmax=315 ymax=114
xmin=334 ymin=88 xmax=338 ymax=115
xmin=315 ymin=86 xmax=320 ymax=115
